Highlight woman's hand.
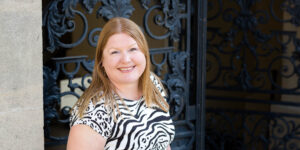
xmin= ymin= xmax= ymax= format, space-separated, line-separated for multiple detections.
xmin=67 ymin=124 xmax=106 ymax=150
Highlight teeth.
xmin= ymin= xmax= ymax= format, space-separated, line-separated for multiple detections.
xmin=119 ymin=67 xmax=133 ymax=71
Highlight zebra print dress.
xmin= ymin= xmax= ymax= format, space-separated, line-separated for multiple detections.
xmin=70 ymin=76 xmax=175 ymax=150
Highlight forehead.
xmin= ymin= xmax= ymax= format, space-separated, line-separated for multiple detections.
xmin=105 ymin=33 xmax=137 ymax=48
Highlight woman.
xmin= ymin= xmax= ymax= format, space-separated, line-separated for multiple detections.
xmin=67 ymin=17 xmax=175 ymax=150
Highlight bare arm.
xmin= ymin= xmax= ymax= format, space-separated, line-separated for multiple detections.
xmin=67 ymin=124 xmax=106 ymax=150
xmin=167 ymin=145 xmax=171 ymax=150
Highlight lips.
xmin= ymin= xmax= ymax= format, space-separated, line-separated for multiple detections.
xmin=118 ymin=66 xmax=135 ymax=72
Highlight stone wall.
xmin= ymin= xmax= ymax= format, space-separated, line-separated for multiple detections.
xmin=0 ymin=0 xmax=44 ymax=150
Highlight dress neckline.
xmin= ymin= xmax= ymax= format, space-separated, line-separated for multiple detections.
xmin=123 ymin=96 xmax=144 ymax=102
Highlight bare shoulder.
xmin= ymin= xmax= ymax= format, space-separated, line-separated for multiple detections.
xmin=67 ymin=124 xmax=106 ymax=150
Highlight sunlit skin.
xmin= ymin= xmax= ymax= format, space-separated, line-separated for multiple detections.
xmin=102 ymin=33 xmax=146 ymax=100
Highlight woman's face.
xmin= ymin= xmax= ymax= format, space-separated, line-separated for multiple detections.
xmin=102 ymin=33 xmax=146 ymax=87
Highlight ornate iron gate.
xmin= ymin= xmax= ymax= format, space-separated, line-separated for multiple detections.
xmin=42 ymin=0 xmax=205 ymax=149
xmin=206 ymin=0 xmax=300 ymax=149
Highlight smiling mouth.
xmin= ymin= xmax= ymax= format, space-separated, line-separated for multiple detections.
xmin=118 ymin=66 xmax=135 ymax=72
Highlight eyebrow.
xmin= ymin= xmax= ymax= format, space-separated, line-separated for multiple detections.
xmin=107 ymin=42 xmax=138 ymax=51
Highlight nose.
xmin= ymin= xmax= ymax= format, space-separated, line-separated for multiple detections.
xmin=121 ymin=52 xmax=131 ymax=63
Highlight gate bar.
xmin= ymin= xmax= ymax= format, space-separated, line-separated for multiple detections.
xmin=196 ymin=0 xmax=207 ymax=149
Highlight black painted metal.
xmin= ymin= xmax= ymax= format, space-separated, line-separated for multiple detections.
xmin=43 ymin=56 xmax=94 ymax=146
xmin=196 ymin=0 xmax=207 ymax=149
xmin=42 ymin=0 xmax=203 ymax=149
xmin=206 ymin=0 xmax=300 ymax=149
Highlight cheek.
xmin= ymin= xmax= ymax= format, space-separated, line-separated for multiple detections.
xmin=102 ymin=59 xmax=114 ymax=77
xmin=102 ymin=56 xmax=118 ymax=68
xmin=138 ymin=55 xmax=147 ymax=71
xmin=134 ymin=52 xmax=146 ymax=63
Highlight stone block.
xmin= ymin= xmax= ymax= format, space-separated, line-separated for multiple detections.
xmin=0 ymin=0 xmax=43 ymax=112
xmin=0 ymin=1 xmax=44 ymax=150
xmin=1 ymin=84 xmax=43 ymax=112
xmin=0 ymin=109 xmax=44 ymax=150
xmin=0 ymin=6 xmax=42 ymax=92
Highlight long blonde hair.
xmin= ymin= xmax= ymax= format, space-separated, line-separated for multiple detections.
xmin=75 ymin=17 xmax=169 ymax=119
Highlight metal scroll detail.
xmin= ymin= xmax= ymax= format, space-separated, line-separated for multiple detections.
xmin=43 ymin=56 xmax=94 ymax=146
xmin=206 ymin=110 xmax=300 ymax=150
xmin=149 ymin=47 xmax=194 ymax=149
xmin=42 ymin=0 xmax=135 ymax=53
xmin=207 ymin=0 xmax=300 ymax=91
xmin=43 ymin=0 xmax=88 ymax=52
xmin=207 ymin=0 xmax=300 ymax=149
xmin=166 ymin=51 xmax=188 ymax=120
xmin=150 ymin=48 xmax=188 ymax=120
xmin=43 ymin=67 xmax=63 ymax=142
xmin=270 ymin=0 xmax=300 ymax=26
xmin=143 ymin=0 xmax=185 ymax=41
xmin=97 ymin=0 xmax=134 ymax=20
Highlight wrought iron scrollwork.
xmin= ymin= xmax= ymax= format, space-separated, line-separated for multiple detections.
xmin=206 ymin=110 xmax=300 ymax=150
xmin=271 ymin=116 xmax=300 ymax=149
xmin=52 ymin=56 xmax=94 ymax=91
xmin=207 ymin=0 xmax=300 ymax=149
xmin=150 ymin=48 xmax=188 ymax=120
xmin=97 ymin=0 xmax=134 ymax=20
xmin=44 ymin=65 xmax=73 ymax=144
xmin=43 ymin=0 xmax=89 ymax=52
xmin=43 ymin=0 xmax=135 ymax=52
xmin=207 ymin=0 xmax=223 ymax=21
xmin=43 ymin=56 xmax=94 ymax=145
xmin=166 ymin=51 xmax=188 ymax=119
xmin=143 ymin=0 xmax=185 ymax=41
xmin=207 ymin=0 xmax=300 ymax=92
xmin=271 ymin=0 xmax=300 ymax=26
xmin=43 ymin=66 xmax=62 ymax=142
xmin=81 ymin=0 xmax=101 ymax=13
xmin=88 ymin=28 xmax=102 ymax=47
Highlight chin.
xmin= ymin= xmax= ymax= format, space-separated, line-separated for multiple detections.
xmin=118 ymin=77 xmax=139 ymax=83
xmin=121 ymin=79 xmax=139 ymax=84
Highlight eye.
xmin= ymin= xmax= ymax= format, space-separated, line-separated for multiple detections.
xmin=110 ymin=51 xmax=119 ymax=54
xmin=129 ymin=48 xmax=138 ymax=52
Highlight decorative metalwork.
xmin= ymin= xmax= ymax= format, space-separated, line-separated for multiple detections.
xmin=206 ymin=109 xmax=300 ymax=150
xmin=97 ymin=0 xmax=135 ymax=20
xmin=149 ymin=48 xmax=189 ymax=119
xmin=42 ymin=0 xmax=88 ymax=52
xmin=207 ymin=0 xmax=300 ymax=92
xmin=207 ymin=0 xmax=300 ymax=149
xmin=165 ymin=51 xmax=188 ymax=120
xmin=43 ymin=56 xmax=94 ymax=146
xmin=43 ymin=0 xmax=195 ymax=149
xmin=42 ymin=0 xmax=135 ymax=53
xmin=143 ymin=0 xmax=185 ymax=40
xmin=81 ymin=0 xmax=101 ymax=14
xmin=271 ymin=0 xmax=300 ymax=26
xmin=43 ymin=67 xmax=63 ymax=143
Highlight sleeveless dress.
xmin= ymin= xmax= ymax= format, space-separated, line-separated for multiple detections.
xmin=70 ymin=75 xmax=175 ymax=150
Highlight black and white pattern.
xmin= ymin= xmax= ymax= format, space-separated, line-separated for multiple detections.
xmin=70 ymin=75 xmax=175 ymax=150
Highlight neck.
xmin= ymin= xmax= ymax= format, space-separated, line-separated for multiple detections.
xmin=112 ymin=82 xmax=142 ymax=100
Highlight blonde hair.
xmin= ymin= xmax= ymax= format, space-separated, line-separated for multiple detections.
xmin=74 ymin=17 xmax=169 ymax=119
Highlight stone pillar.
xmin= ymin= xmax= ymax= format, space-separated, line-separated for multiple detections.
xmin=0 ymin=0 xmax=44 ymax=150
